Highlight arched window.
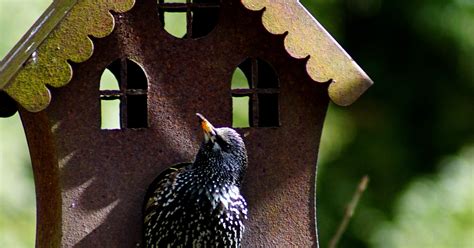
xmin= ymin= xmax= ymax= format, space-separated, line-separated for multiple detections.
xmin=99 ymin=58 xmax=148 ymax=130
xmin=157 ymin=0 xmax=220 ymax=39
xmin=231 ymin=58 xmax=280 ymax=128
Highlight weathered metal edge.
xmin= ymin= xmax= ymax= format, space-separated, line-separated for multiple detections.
xmin=241 ymin=0 xmax=373 ymax=106
xmin=1 ymin=0 xmax=135 ymax=112
xmin=0 ymin=0 xmax=77 ymax=90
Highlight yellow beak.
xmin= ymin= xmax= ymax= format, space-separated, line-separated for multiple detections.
xmin=196 ymin=113 xmax=216 ymax=142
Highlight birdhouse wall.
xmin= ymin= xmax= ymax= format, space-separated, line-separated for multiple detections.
xmin=19 ymin=0 xmax=330 ymax=247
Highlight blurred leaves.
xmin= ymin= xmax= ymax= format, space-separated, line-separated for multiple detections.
xmin=0 ymin=114 xmax=35 ymax=248
xmin=302 ymin=0 xmax=474 ymax=247
xmin=371 ymin=145 xmax=474 ymax=248
xmin=318 ymin=104 xmax=356 ymax=170
xmin=0 ymin=0 xmax=51 ymax=57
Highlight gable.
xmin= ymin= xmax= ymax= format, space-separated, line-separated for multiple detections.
xmin=0 ymin=0 xmax=371 ymax=114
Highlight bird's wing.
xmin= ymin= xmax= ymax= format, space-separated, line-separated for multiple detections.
xmin=143 ymin=162 xmax=192 ymax=245
xmin=143 ymin=162 xmax=192 ymax=214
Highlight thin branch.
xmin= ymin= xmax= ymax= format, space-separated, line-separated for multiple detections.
xmin=328 ymin=175 xmax=369 ymax=248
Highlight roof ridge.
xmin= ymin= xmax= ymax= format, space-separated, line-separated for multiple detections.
xmin=0 ymin=0 xmax=77 ymax=89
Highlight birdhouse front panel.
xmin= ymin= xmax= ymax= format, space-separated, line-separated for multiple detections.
xmin=2 ymin=0 xmax=373 ymax=247
xmin=17 ymin=1 xmax=330 ymax=246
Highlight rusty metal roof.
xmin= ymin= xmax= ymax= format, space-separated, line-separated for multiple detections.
xmin=0 ymin=0 xmax=135 ymax=112
xmin=241 ymin=0 xmax=373 ymax=106
xmin=0 ymin=0 xmax=371 ymax=113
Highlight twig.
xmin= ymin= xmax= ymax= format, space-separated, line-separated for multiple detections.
xmin=328 ymin=175 xmax=369 ymax=248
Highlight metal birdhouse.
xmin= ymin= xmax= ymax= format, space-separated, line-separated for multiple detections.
xmin=0 ymin=0 xmax=372 ymax=247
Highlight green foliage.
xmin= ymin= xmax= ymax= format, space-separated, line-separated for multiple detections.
xmin=301 ymin=0 xmax=474 ymax=247
xmin=371 ymin=146 xmax=474 ymax=248
xmin=0 ymin=114 xmax=36 ymax=247
xmin=0 ymin=0 xmax=51 ymax=57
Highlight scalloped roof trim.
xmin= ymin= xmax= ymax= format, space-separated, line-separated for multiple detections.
xmin=1 ymin=0 xmax=135 ymax=112
xmin=241 ymin=0 xmax=373 ymax=106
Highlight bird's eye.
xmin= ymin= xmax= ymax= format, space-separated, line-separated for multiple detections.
xmin=216 ymin=136 xmax=231 ymax=150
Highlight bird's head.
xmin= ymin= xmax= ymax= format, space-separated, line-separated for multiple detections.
xmin=195 ymin=113 xmax=248 ymax=185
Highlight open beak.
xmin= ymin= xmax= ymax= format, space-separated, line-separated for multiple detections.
xmin=196 ymin=113 xmax=217 ymax=143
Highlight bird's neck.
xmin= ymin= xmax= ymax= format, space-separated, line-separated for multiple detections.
xmin=193 ymin=154 xmax=239 ymax=187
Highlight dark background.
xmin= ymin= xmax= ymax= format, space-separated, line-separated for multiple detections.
xmin=301 ymin=0 xmax=474 ymax=247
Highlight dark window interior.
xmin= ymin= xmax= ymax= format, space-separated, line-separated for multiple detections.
xmin=258 ymin=94 xmax=279 ymax=127
xmin=127 ymin=94 xmax=148 ymax=128
xmin=0 ymin=91 xmax=18 ymax=118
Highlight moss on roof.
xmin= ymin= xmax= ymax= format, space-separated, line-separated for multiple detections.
xmin=0 ymin=0 xmax=371 ymax=111
xmin=0 ymin=0 xmax=135 ymax=112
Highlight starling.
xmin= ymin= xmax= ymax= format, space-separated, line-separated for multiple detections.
xmin=143 ymin=113 xmax=248 ymax=247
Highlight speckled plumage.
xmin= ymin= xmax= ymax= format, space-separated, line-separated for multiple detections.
xmin=143 ymin=117 xmax=248 ymax=248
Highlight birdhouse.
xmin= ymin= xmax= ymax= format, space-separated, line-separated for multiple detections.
xmin=0 ymin=0 xmax=372 ymax=247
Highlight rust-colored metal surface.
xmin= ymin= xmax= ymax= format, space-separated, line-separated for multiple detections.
xmin=13 ymin=0 xmax=351 ymax=247
xmin=241 ymin=0 xmax=373 ymax=106
xmin=20 ymin=109 xmax=62 ymax=247
xmin=1 ymin=0 xmax=135 ymax=112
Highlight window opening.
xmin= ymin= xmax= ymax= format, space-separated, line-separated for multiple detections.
xmin=163 ymin=12 xmax=187 ymax=38
xmin=231 ymin=58 xmax=280 ymax=128
xmin=157 ymin=0 xmax=220 ymax=39
xmin=231 ymin=67 xmax=249 ymax=89
xmin=232 ymin=97 xmax=250 ymax=128
xmin=231 ymin=67 xmax=250 ymax=127
xmin=101 ymin=99 xmax=121 ymax=130
xmin=100 ymin=69 xmax=121 ymax=129
xmin=100 ymin=68 xmax=120 ymax=91
xmin=99 ymin=58 xmax=148 ymax=130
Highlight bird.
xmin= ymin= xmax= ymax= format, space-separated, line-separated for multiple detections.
xmin=143 ymin=113 xmax=248 ymax=248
